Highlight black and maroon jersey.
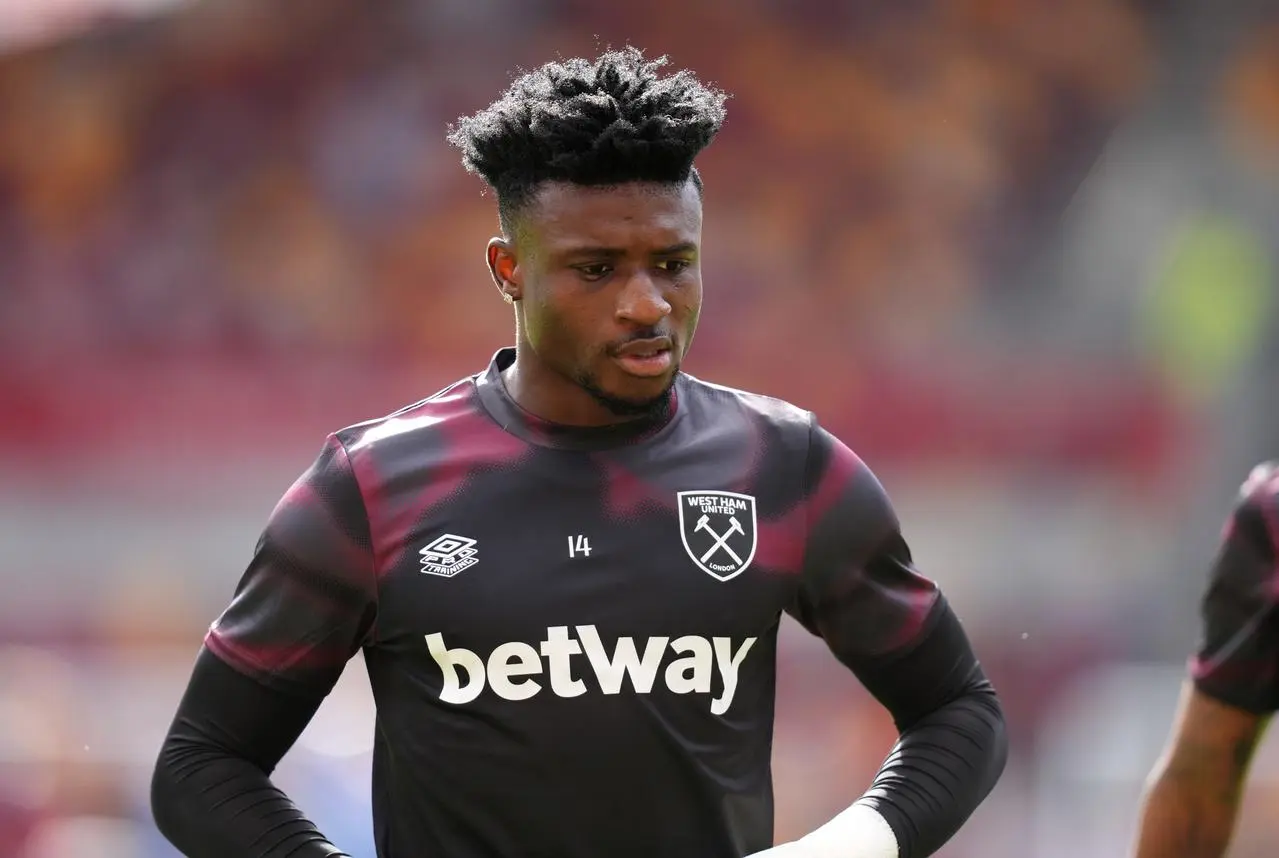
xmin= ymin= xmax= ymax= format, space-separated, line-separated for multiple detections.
xmin=1192 ymin=462 xmax=1279 ymax=713
xmin=205 ymin=347 xmax=940 ymax=858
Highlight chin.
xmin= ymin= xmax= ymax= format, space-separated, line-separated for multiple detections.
xmin=583 ymin=372 xmax=676 ymax=418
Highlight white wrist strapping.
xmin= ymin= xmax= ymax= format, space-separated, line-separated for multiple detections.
xmin=793 ymin=802 xmax=898 ymax=858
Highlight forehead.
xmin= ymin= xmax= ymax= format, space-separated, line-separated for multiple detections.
xmin=521 ymin=180 xmax=702 ymax=253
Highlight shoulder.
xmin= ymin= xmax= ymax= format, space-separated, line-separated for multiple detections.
xmin=332 ymin=376 xmax=482 ymax=458
xmin=1200 ymin=460 xmax=1279 ymax=597
xmin=678 ymin=372 xmax=814 ymax=434
xmin=1227 ymin=461 xmax=1279 ymax=554
xmin=676 ymin=373 xmax=872 ymax=482
xmin=1238 ymin=461 xmax=1279 ymax=508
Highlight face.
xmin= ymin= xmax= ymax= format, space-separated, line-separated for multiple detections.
xmin=487 ymin=179 xmax=703 ymax=425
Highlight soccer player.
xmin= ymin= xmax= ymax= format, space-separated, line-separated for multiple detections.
xmin=1133 ymin=462 xmax=1279 ymax=858
xmin=151 ymin=48 xmax=1007 ymax=858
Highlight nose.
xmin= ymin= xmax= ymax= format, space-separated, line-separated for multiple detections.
xmin=615 ymin=271 xmax=672 ymax=328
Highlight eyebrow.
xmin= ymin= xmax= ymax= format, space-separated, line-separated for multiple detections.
xmin=560 ymin=242 xmax=699 ymax=259
xmin=653 ymin=242 xmax=699 ymax=256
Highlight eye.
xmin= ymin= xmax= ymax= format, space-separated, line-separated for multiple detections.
xmin=657 ymin=259 xmax=692 ymax=275
xmin=574 ymin=263 xmax=613 ymax=281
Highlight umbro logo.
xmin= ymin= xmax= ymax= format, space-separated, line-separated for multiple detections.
xmin=419 ymin=534 xmax=478 ymax=577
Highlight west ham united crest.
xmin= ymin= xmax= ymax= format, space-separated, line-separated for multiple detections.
xmin=677 ymin=490 xmax=758 ymax=581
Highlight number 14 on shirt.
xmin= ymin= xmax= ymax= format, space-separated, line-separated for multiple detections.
xmin=568 ymin=535 xmax=592 ymax=558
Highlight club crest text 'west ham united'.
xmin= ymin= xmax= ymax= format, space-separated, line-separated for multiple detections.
xmin=677 ymin=491 xmax=758 ymax=581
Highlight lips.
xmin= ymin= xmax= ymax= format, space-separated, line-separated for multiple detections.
xmin=613 ymin=337 xmax=673 ymax=359
xmin=612 ymin=337 xmax=674 ymax=378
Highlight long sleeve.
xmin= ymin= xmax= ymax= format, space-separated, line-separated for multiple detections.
xmin=152 ymin=435 xmax=377 ymax=856
xmin=848 ymin=600 xmax=1007 ymax=858
xmin=787 ymin=418 xmax=1007 ymax=858
xmin=152 ymin=649 xmax=350 ymax=858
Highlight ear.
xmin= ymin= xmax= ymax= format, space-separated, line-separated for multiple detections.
xmin=486 ymin=237 xmax=521 ymax=304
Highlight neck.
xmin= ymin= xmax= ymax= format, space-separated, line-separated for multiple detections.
xmin=502 ymin=342 xmax=662 ymax=428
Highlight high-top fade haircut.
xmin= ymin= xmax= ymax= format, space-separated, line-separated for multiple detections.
xmin=447 ymin=47 xmax=728 ymax=236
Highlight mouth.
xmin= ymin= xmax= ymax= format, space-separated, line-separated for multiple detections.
xmin=611 ymin=337 xmax=674 ymax=378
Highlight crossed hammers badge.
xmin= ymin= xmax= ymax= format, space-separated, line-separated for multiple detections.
xmin=676 ymin=490 xmax=758 ymax=581
xmin=694 ymin=513 xmax=745 ymax=564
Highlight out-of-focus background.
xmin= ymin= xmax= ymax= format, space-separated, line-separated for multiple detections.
xmin=1 ymin=0 xmax=1277 ymax=855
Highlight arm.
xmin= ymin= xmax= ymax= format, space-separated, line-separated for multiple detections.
xmin=152 ymin=436 xmax=378 ymax=857
xmin=153 ymin=650 xmax=347 ymax=858
xmin=1132 ymin=463 xmax=1279 ymax=858
xmin=766 ymin=420 xmax=1007 ymax=858
xmin=836 ymin=598 xmax=1006 ymax=858
xmin=1133 ymin=683 xmax=1268 ymax=858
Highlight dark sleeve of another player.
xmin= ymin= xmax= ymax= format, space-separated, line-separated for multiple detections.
xmin=786 ymin=419 xmax=1007 ymax=858
xmin=1191 ymin=471 xmax=1279 ymax=713
xmin=151 ymin=436 xmax=377 ymax=858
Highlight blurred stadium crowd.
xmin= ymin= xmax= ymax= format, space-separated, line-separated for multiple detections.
xmin=1 ymin=0 xmax=1278 ymax=855
xmin=0 ymin=0 xmax=1189 ymax=469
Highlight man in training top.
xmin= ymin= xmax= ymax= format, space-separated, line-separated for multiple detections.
xmin=151 ymin=48 xmax=1007 ymax=858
